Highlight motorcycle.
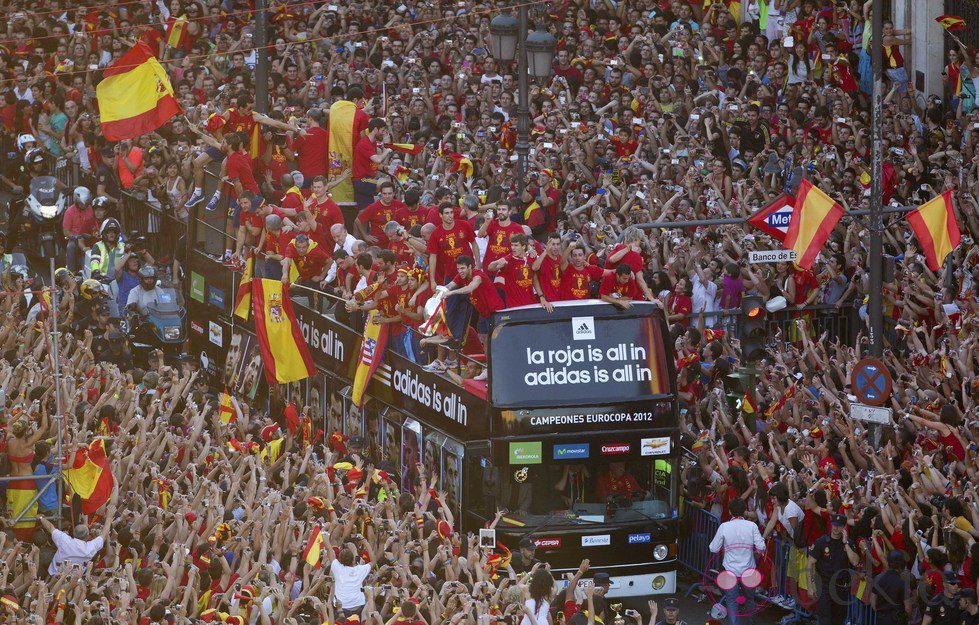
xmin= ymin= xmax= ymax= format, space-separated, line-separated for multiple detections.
xmin=22 ymin=176 xmax=66 ymax=260
xmin=127 ymin=284 xmax=187 ymax=368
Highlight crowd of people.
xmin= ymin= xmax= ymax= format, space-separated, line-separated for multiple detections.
xmin=0 ymin=0 xmax=978 ymax=623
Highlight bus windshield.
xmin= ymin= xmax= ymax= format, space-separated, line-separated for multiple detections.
xmin=495 ymin=457 xmax=676 ymax=527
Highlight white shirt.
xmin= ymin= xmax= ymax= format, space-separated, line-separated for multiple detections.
xmin=519 ymin=599 xmax=550 ymax=625
xmin=333 ymin=233 xmax=358 ymax=255
xmin=330 ymin=559 xmax=371 ymax=609
xmin=709 ymin=517 xmax=766 ymax=576
xmin=777 ymin=500 xmax=805 ymax=537
xmin=48 ymin=529 xmax=104 ymax=575
xmin=690 ymin=273 xmax=719 ymax=314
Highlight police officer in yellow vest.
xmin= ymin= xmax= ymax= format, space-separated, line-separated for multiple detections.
xmin=90 ymin=218 xmax=125 ymax=277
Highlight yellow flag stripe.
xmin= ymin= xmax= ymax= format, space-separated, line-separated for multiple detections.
xmin=97 ymin=61 xmax=174 ymax=122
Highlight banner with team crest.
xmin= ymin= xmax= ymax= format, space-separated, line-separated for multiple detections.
xmin=251 ymin=279 xmax=317 ymax=384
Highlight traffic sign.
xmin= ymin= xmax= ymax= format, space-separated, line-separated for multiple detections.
xmin=747 ymin=194 xmax=795 ymax=242
xmin=748 ymin=250 xmax=798 ymax=264
xmin=850 ymin=358 xmax=892 ymax=407
xmin=850 ymin=403 xmax=892 ymax=425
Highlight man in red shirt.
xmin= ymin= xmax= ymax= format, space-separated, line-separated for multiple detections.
xmin=596 ymin=462 xmax=643 ymax=500
xmin=604 ymin=228 xmax=654 ymax=301
xmin=600 ymin=265 xmax=640 ymax=310
xmin=352 ymin=118 xmax=393 ymax=212
xmin=356 ymin=181 xmax=407 ymax=248
xmin=62 ymin=188 xmax=100 ymax=272
xmin=257 ymin=213 xmax=289 ymax=280
xmin=488 ymin=233 xmax=537 ymax=308
xmin=304 ymin=175 xmax=344 ymax=247
xmin=293 ymin=108 xmax=329 ymax=183
xmin=393 ymin=189 xmax=427 ymax=229
xmin=560 ymin=243 xmax=605 ymax=302
xmin=282 ymin=233 xmax=331 ymax=287
xmin=479 ymin=202 xmax=524 ymax=270
xmin=223 ymin=131 xmax=264 ymax=262
xmin=444 ymin=255 xmax=504 ymax=343
xmin=426 ymin=204 xmax=479 ymax=288
xmin=533 ymin=232 xmax=564 ymax=310
xmin=277 ymin=172 xmax=305 ymax=217
xmin=233 ymin=192 xmax=282 ymax=260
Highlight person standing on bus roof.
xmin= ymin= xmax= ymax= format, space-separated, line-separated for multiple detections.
xmin=599 ymin=265 xmax=641 ymax=310
xmin=441 ymin=255 xmax=503 ymax=361
xmin=488 ymin=233 xmax=538 ymax=308
xmin=560 ymin=242 xmax=605 ymax=302
xmin=533 ymin=232 xmax=564 ymax=312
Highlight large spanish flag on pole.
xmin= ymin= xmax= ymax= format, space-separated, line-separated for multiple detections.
xmin=252 ymin=279 xmax=317 ymax=385
xmin=232 ymin=251 xmax=254 ymax=320
xmin=906 ymin=190 xmax=961 ymax=271
xmin=783 ymin=179 xmax=845 ymax=269
xmin=351 ymin=310 xmax=390 ymax=407
xmin=96 ymin=41 xmax=181 ymax=141
xmin=65 ymin=439 xmax=114 ymax=515
xmin=327 ymin=100 xmax=358 ymax=206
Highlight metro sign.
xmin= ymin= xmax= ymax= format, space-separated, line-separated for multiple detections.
xmin=747 ymin=194 xmax=795 ymax=243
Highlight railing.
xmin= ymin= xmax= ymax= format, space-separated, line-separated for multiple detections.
xmin=42 ymin=152 xmax=188 ymax=266
xmin=679 ymin=505 xmax=879 ymax=625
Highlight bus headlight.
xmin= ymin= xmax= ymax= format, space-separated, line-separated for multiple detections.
xmin=651 ymin=575 xmax=666 ymax=590
xmin=653 ymin=544 xmax=669 ymax=561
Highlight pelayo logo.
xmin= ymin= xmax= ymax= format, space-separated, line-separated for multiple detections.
xmin=553 ymin=443 xmax=589 ymax=460
xmin=509 ymin=441 xmax=542 ymax=465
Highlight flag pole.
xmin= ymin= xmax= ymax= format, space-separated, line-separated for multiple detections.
xmin=49 ymin=258 xmax=64 ymax=531
xmin=254 ymin=0 xmax=269 ymax=115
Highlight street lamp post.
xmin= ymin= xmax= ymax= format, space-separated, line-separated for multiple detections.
xmin=490 ymin=11 xmax=555 ymax=199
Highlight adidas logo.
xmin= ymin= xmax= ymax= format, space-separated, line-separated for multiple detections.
xmin=572 ymin=316 xmax=595 ymax=340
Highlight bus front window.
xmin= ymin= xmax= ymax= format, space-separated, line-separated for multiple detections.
xmin=496 ymin=458 xmax=676 ymax=526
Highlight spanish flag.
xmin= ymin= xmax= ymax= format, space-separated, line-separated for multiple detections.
xmin=906 ymin=190 xmax=961 ymax=271
xmin=261 ymin=437 xmax=284 ymax=464
xmin=165 ymin=14 xmax=188 ymax=49
xmin=252 ymin=279 xmax=317 ymax=385
xmin=783 ymin=179 xmax=845 ymax=269
xmin=936 ymin=14 xmax=966 ymax=31
xmin=385 ymin=142 xmax=424 ymax=155
xmin=233 ymin=252 xmax=253 ymax=320
xmin=65 ymin=439 xmax=114 ymax=515
xmin=96 ymin=41 xmax=181 ymax=141
xmin=327 ymin=100 xmax=360 ymax=206
xmin=726 ymin=0 xmax=742 ymax=26
xmin=218 ymin=389 xmax=236 ymax=424
xmin=351 ymin=310 xmax=390 ymax=407
xmin=741 ymin=391 xmax=757 ymax=414
xmin=302 ymin=524 xmax=326 ymax=567
xmin=691 ymin=430 xmax=710 ymax=450
xmin=448 ymin=152 xmax=474 ymax=178
xmin=0 ymin=595 xmax=18 ymax=611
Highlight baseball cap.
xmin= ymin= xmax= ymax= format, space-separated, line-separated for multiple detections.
xmin=593 ymin=572 xmax=611 ymax=587
xmin=663 ymin=598 xmax=679 ymax=609
xmin=830 ymin=514 xmax=847 ymax=526
xmin=959 ymin=588 xmax=978 ymax=602
xmin=944 ymin=571 xmax=961 ymax=584
xmin=519 ymin=537 xmax=536 ymax=550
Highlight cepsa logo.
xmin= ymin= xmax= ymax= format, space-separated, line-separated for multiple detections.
xmin=534 ymin=538 xmax=562 ymax=549
xmin=601 ymin=444 xmax=630 ymax=455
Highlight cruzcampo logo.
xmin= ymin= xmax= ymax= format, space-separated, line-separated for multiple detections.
xmin=509 ymin=441 xmax=542 ymax=465
xmin=190 ymin=272 xmax=205 ymax=303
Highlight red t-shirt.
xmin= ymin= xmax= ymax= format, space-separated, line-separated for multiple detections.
xmin=62 ymin=204 xmax=98 ymax=237
xmin=313 ymin=196 xmax=344 ymax=233
xmin=294 ymin=126 xmax=329 ymax=178
xmin=561 ymin=263 xmax=604 ymax=300
xmin=353 ymin=135 xmax=379 ymax=180
xmin=497 ymin=254 xmax=537 ymax=308
xmin=537 ymin=254 xmax=563 ymax=302
xmin=424 ymin=204 xmax=462 ymax=225
xmin=426 ymin=220 xmax=476 ymax=283
xmin=482 ymin=220 xmax=523 ymax=267
xmin=394 ymin=205 xmax=428 ymax=229
xmin=280 ymin=188 xmax=304 ymax=214
xmin=604 ymin=243 xmax=644 ymax=273
xmin=358 ymin=199 xmax=407 ymax=248
xmin=452 ymin=269 xmax=504 ymax=318
xmin=227 ymin=151 xmax=260 ymax=197
xmin=599 ymin=272 xmax=640 ymax=300
xmin=285 ymin=240 xmax=330 ymax=280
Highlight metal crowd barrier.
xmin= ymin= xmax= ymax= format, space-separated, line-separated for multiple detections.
xmin=679 ymin=506 xmax=878 ymax=625
xmin=43 ymin=152 xmax=188 ymax=265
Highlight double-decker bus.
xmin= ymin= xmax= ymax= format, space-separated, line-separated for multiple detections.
xmin=186 ymin=226 xmax=680 ymax=597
